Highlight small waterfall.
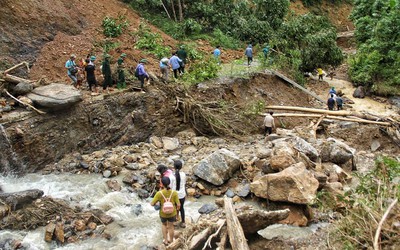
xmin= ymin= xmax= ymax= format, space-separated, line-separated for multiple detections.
xmin=0 ymin=124 xmax=25 ymax=174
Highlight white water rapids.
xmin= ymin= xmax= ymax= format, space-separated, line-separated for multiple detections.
xmin=0 ymin=173 xmax=207 ymax=250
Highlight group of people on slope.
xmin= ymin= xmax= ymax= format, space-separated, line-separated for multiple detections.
xmin=213 ymin=43 xmax=271 ymax=66
xmin=159 ymin=46 xmax=187 ymax=81
xmin=65 ymin=53 xmax=150 ymax=94
xmin=327 ymin=87 xmax=344 ymax=110
xmin=150 ymin=160 xmax=187 ymax=246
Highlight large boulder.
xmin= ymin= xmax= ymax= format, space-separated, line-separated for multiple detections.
xmin=250 ymin=162 xmax=319 ymax=204
xmin=353 ymin=86 xmax=366 ymax=98
xmin=289 ymin=136 xmax=319 ymax=161
xmin=318 ymin=138 xmax=356 ymax=165
xmin=194 ymin=148 xmax=242 ymax=185
xmin=12 ymin=82 xmax=33 ymax=96
xmin=27 ymin=83 xmax=82 ymax=110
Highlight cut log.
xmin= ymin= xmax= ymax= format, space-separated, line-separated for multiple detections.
xmin=189 ymin=227 xmax=211 ymax=250
xmin=0 ymin=189 xmax=44 ymax=210
xmin=217 ymin=228 xmax=228 ymax=250
xmin=5 ymin=90 xmax=46 ymax=115
xmin=266 ymin=113 xmax=392 ymax=126
xmin=2 ymin=74 xmax=34 ymax=84
xmin=224 ymin=196 xmax=250 ymax=250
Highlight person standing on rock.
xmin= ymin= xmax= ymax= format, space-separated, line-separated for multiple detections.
xmin=169 ymin=52 xmax=182 ymax=79
xmin=84 ymin=56 xmax=98 ymax=94
xmin=151 ymin=176 xmax=180 ymax=246
xmin=101 ymin=54 xmax=113 ymax=93
xmin=327 ymin=94 xmax=336 ymax=110
xmin=245 ymin=44 xmax=253 ymax=66
xmin=263 ymin=111 xmax=275 ymax=136
xmin=135 ymin=59 xmax=149 ymax=92
xmin=117 ymin=53 xmax=127 ymax=89
xmin=65 ymin=54 xmax=78 ymax=86
xmin=157 ymin=164 xmax=176 ymax=191
xmin=174 ymin=160 xmax=187 ymax=228
xmin=176 ymin=46 xmax=187 ymax=74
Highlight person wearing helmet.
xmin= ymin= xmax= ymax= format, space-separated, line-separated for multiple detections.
xmin=117 ymin=53 xmax=127 ymax=89
xmin=65 ymin=54 xmax=78 ymax=86
xmin=102 ymin=54 xmax=113 ymax=93
xmin=84 ymin=55 xmax=98 ymax=93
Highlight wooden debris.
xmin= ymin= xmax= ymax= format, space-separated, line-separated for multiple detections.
xmin=224 ymin=196 xmax=250 ymax=250
xmin=202 ymin=219 xmax=226 ymax=250
xmin=189 ymin=227 xmax=211 ymax=250
xmin=5 ymin=90 xmax=46 ymax=115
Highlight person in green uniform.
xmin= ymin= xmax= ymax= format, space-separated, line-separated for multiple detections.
xmin=176 ymin=45 xmax=187 ymax=74
xmin=151 ymin=176 xmax=180 ymax=246
xmin=102 ymin=54 xmax=113 ymax=93
xmin=117 ymin=53 xmax=127 ymax=89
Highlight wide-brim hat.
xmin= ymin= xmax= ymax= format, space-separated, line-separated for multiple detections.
xmin=140 ymin=59 xmax=147 ymax=63
xmin=90 ymin=56 xmax=96 ymax=61
xmin=104 ymin=54 xmax=111 ymax=58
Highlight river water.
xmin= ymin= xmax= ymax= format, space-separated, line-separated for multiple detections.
xmin=0 ymin=173 xmax=207 ymax=250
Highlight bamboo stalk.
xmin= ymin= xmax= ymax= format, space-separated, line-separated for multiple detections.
xmin=5 ymin=90 xmax=46 ymax=115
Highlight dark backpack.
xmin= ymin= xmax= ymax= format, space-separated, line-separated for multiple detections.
xmin=134 ymin=66 xmax=140 ymax=78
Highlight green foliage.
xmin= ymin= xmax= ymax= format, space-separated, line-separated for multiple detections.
xmin=182 ymin=56 xmax=220 ymax=84
xmin=332 ymin=156 xmax=400 ymax=249
xmin=134 ymin=22 xmax=171 ymax=59
xmin=182 ymin=43 xmax=204 ymax=61
xmin=211 ymin=29 xmax=241 ymax=50
xmin=102 ymin=15 xmax=129 ymax=38
xmin=349 ymin=0 xmax=400 ymax=95
xmin=241 ymin=99 xmax=266 ymax=118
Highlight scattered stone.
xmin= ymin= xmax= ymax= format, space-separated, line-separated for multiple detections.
xmin=269 ymin=153 xmax=296 ymax=171
xmin=106 ymin=180 xmax=121 ymax=191
xmin=45 ymin=222 xmax=56 ymax=242
xmin=371 ymin=139 xmax=381 ymax=152
xmin=198 ymin=203 xmax=218 ymax=214
xmin=187 ymin=188 xmax=196 ymax=196
xmin=225 ymin=189 xmax=235 ymax=198
xmin=149 ymin=136 xmax=163 ymax=148
xmin=256 ymin=147 xmax=272 ymax=159
xmin=125 ymin=163 xmax=140 ymax=170
xmin=162 ymin=137 xmax=180 ymax=151
xmin=102 ymin=170 xmax=112 ymax=178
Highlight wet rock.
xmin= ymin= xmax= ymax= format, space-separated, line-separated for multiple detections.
xmin=131 ymin=204 xmax=143 ymax=216
xmin=27 ymin=83 xmax=82 ymax=110
xmin=80 ymin=161 xmax=89 ymax=169
xmin=45 ymin=222 xmax=56 ymax=242
xmin=353 ymin=86 xmax=366 ymax=98
xmin=122 ymin=173 xmax=139 ymax=185
xmin=136 ymin=189 xmax=150 ymax=199
xmin=106 ymin=180 xmax=121 ymax=191
xmin=251 ymin=162 xmax=319 ymax=204
xmin=162 ymin=137 xmax=180 ymax=151
xmin=102 ymin=170 xmax=112 ymax=178
xmin=194 ymin=148 xmax=242 ymax=185
xmin=198 ymin=203 xmax=218 ymax=214
xmin=0 ymin=189 xmax=44 ymax=210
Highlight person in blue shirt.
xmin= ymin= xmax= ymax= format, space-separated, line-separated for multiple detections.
xmin=65 ymin=54 xmax=78 ymax=86
xmin=169 ymin=52 xmax=183 ymax=79
xmin=245 ymin=44 xmax=253 ymax=66
xmin=213 ymin=46 xmax=221 ymax=65
xmin=135 ymin=59 xmax=149 ymax=91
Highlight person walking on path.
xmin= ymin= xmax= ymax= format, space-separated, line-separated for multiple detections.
xmin=169 ymin=52 xmax=183 ymax=79
xmin=213 ymin=46 xmax=221 ymax=65
xmin=327 ymin=94 xmax=336 ymax=110
xmin=173 ymin=160 xmax=187 ymax=228
xmin=159 ymin=57 xmax=169 ymax=82
xmin=336 ymin=95 xmax=343 ymax=110
xmin=65 ymin=54 xmax=78 ymax=86
xmin=151 ymin=176 xmax=180 ymax=246
xmin=317 ymin=67 xmax=324 ymax=81
xmin=101 ymin=54 xmax=113 ymax=93
xmin=176 ymin=46 xmax=187 ymax=74
xmin=84 ymin=55 xmax=98 ymax=93
xmin=135 ymin=59 xmax=149 ymax=92
xmin=263 ymin=111 xmax=275 ymax=136
xmin=117 ymin=53 xmax=127 ymax=89
xmin=262 ymin=44 xmax=270 ymax=64
xmin=245 ymin=44 xmax=253 ymax=66
xmin=157 ymin=164 xmax=176 ymax=191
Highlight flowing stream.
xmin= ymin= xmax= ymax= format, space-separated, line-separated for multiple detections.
xmin=0 ymin=173 xmax=208 ymax=250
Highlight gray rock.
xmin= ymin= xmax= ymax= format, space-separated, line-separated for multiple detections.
xmin=102 ymin=170 xmax=112 ymax=178
xmin=27 ymin=83 xmax=82 ymax=110
xmin=80 ymin=161 xmax=89 ymax=169
xmin=198 ymin=203 xmax=218 ymax=214
xmin=194 ymin=148 xmax=242 ymax=185
xmin=371 ymin=140 xmax=381 ymax=152
xmin=290 ymin=136 xmax=319 ymax=161
xmin=353 ymin=86 xmax=366 ymax=98
xmin=225 ymin=189 xmax=235 ymax=198
xmin=125 ymin=163 xmax=140 ymax=170
xmin=137 ymin=189 xmax=150 ymax=199
xmin=237 ymin=183 xmax=251 ymax=197
xmin=12 ymin=82 xmax=33 ymax=95
xmin=258 ymin=223 xmax=329 ymax=240
xmin=162 ymin=137 xmax=180 ymax=151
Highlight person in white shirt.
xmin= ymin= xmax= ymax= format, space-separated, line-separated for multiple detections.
xmin=263 ymin=111 xmax=275 ymax=136
xmin=174 ymin=160 xmax=187 ymax=228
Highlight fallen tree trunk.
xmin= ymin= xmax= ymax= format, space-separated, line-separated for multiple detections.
xmin=5 ymin=90 xmax=46 ymax=115
xmin=0 ymin=189 xmax=44 ymax=210
xmin=224 ymin=196 xmax=250 ymax=250
xmin=265 ymin=113 xmax=392 ymax=126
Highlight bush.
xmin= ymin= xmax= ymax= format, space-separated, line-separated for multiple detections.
xmin=102 ymin=15 xmax=129 ymax=38
xmin=134 ymin=21 xmax=171 ymax=59
xmin=182 ymin=56 xmax=220 ymax=84
xmin=332 ymin=156 xmax=400 ymax=249
xmin=211 ymin=29 xmax=241 ymax=50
